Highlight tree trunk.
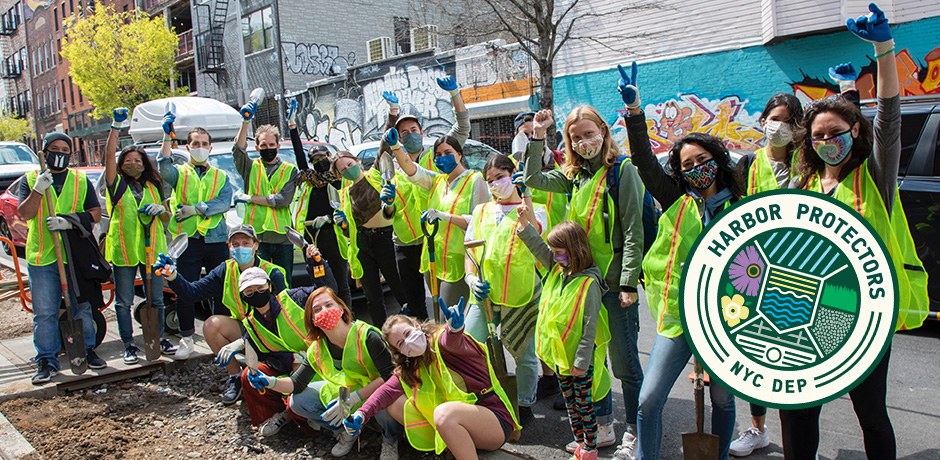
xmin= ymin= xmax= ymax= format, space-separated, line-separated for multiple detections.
xmin=538 ymin=60 xmax=556 ymax=149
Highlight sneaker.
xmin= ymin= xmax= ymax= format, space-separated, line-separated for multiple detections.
xmin=380 ymin=438 xmax=398 ymax=460
xmin=536 ymin=374 xmax=560 ymax=400
xmin=553 ymin=392 xmax=566 ymax=410
xmin=566 ymin=423 xmax=616 ymax=453
xmin=729 ymin=426 xmax=770 ymax=457
xmin=123 ymin=344 xmax=140 ymax=365
xmin=518 ymin=405 xmax=535 ymax=427
xmin=613 ymin=431 xmax=638 ymax=460
xmin=331 ymin=430 xmax=357 ymax=457
xmin=86 ymin=349 xmax=107 ymax=369
xmin=31 ymin=358 xmax=58 ymax=385
xmin=222 ymin=375 xmax=242 ymax=405
xmin=175 ymin=336 xmax=195 ymax=360
xmin=259 ymin=411 xmax=291 ymax=437
xmin=160 ymin=339 xmax=178 ymax=355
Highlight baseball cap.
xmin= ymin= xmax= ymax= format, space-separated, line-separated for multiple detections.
xmin=228 ymin=224 xmax=258 ymax=242
xmin=395 ymin=114 xmax=422 ymax=131
xmin=514 ymin=112 xmax=535 ymax=132
xmin=238 ymin=267 xmax=270 ymax=292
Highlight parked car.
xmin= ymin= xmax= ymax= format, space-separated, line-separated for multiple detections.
xmin=350 ymin=137 xmax=504 ymax=172
xmin=0 ymin=142 xmax=40 ymax=192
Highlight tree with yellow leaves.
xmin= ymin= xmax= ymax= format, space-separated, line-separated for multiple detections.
xmin=61 ymin=6 xmax=186 ymax=120
xmin=0 ymin=114 xmax=34 ymax=141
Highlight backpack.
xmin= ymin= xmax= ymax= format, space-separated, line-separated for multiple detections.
xmin=606 ymin=155 xmax=661 ymax=257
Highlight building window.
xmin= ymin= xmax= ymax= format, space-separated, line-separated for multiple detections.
xmin=241 ymin=6 xmax=273 ymax=55
xmin=61 ymin=79 xmax=67 ymax=106
xmin=53 ymin=7 xmax=58 ymax=30
xmin=393 ymin=17 xmax=411 ymax=54
xmin=68 ymin=76 xmax=74 ymax=107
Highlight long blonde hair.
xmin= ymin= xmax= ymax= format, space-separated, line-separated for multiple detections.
xmin=562 ymin=105 xmax=621 ymax=178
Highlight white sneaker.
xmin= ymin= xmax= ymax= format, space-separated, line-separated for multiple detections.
xmin=729 ymin=426 xmax=770 ymax=457
xmin=331 ymin=430 xmax=358 ymax=457
xmin=565 ymin=423 xmax=616 ymax=453
xmin=174 ymin=336 xmax=195 ymax=360
xmin=613 ymin=431 xmax=638 ymax=460
xmin=380 ymin=438 xmax=398 ymax=460
xmin=259 ymin=411 xmax=291 ymax=437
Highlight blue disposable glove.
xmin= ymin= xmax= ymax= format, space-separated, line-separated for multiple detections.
xmin=139 ymin=204 xmax=166 ymax=216
xmin=162 ymin=112 xmax=175 ymax=136
xmin=154 ymin=253 xmax=177 ymax=280
xmin=383 ymin=91 xmax=399 ymax=106
xmin=384 ymin=127 xmax=401 ymax=150
xmin=344 ymin=411 xmax=364 ymax=436
xmin=617 ymin=62 xmax=641 ymax=109
xmin=287 ymin=98 xmax=298 ymax=126
xmin=438 ymin=296 xmax=466 ymax=330
xmin=322 ymin=399 xmax=345 ymax=427
xmin=511 ymin=171 xmax=527 ymax=195
xmin=380 ymin=183 xmax=396 ymax=205
xmin=829 ymin=62 xmax=858 ymax=82
xmin=847 ymin=3 xmax=892 ymax=43
xmin=437 ymin=76 xmax=459 ymax=96
xmin=240 ymin=101 xmax=258 ymax=121
xmin=247 ymin=369 xmax=275 ymax=390
xmin=112 ymin=107 xmax=129 ymax=129
xmin=333 ymin=210 xmax=348 ymax=228
xmin=466 ymin=274 xmax=490 ymax=301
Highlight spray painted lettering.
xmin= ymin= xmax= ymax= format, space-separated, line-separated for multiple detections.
xmin=282 ymin=42 xmax=357 ymax=76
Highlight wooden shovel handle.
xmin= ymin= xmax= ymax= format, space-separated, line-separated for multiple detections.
xmin=37 ymin=154 xmax=72 ymax=313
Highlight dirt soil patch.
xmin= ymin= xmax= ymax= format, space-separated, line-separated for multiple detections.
xmin=0 ymin=267 xmax=32 ymax=340
xmin=0 ymin=363 xmax=447 ymax=459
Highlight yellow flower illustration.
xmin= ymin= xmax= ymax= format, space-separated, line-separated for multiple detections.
xmin=721 ymin=294 xmax=749 ymax=327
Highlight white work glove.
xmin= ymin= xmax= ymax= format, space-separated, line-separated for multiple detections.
xmin=46 ymin=216 xmax=72 ymax=231
xmin=346 ymin=389 xmax=363 ymax=408
xmin=175 ymin=205 xmax=198 ymax=221
xmin=234 ymin=192 xmax=251 ymax=204
xmin=421 ymin=208 xmax=453 ymax=224
xmin=141 ymin=204 xmax=166 ymax=216
xmin=214 ymin=338 xmax=245 ymax=367
xmin=308 ymin=215 xmax=330 ymax=230
xmin=321 ymin=397 xmax=345 ymax=427
xmin=33 ymin=170 xmax=53 ymax=195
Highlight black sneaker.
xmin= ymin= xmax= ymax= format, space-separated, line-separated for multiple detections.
xmin=536 ymin=374 xmax=560 ymax=400
xmin=222 ymin=374 xmax=242 ymax=405
xmin=160 ymin=339 xmax=177 ymax=355
xmin=553 ymin=392 xmax=566 ymax=410
xmin=124 ymin=344 xmax=140 ymax=365
xmin=31 ymin=358 xmax=58 ymax=385
xmin=518 ymin=405 xmax=535 ymax=427
xmin=87 ymin=349 xmax=107 ymax=369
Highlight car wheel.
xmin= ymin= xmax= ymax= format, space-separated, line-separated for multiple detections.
xmin=0 ymin=218 xmax=12 ymax=255
xmin=59 ymin=307 xmax=107 ymax=349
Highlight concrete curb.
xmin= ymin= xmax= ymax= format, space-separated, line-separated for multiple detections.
xmin=0 ymin=409 xmax=39 ymax=460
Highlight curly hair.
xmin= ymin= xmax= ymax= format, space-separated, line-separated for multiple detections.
xmin=795 ymin=98 xmax=872 ymax=189
xmin=381 ymin=315 xmax=444 ymax=388
xmin=254 ymin=124 xmax=281 ymax=144
xmin=562 ymin=105 xmax=621 ymax=179
xmin=667 ymin=132 xmax=741 ymax=198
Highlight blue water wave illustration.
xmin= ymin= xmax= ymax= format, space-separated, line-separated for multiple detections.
xmin=761 ymin=291 xmax=814 ymax=329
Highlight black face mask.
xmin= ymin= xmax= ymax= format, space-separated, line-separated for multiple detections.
xmin=259 ymin=148 xmax=278 ymax=162
xmin=46 ymin=151 xmax=70 ymax=171
xmin=313 ymin=157 xmax=331 ymax=173
xmin=241 ymin=289 xmax=271 ymax=308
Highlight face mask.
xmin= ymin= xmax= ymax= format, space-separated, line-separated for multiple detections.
xmin=399 ymin=328 xmax=428 ymax=357
xmin=812 ymin=130 xmax=854 ymax=166
xmin=764 ymin=120 xmax=793 ymax=148
xmin=231 ymin=246 xmax=254 ymax=265
xmin=434 ymin=154 xmax=458 ymax=174
xmin=573 ymin=134 xmax=604 ymax=159
xmin=241 ymin=289 xmax=271 ymax=308
xmin=401 ymin=132 xmax=423 ymax=154
xmin=488 ymin=176 xmax=515 ymax=200
xmin=313 ymin=157 xmax=331 ymax=173
xmin=313 ymin=307 xmax=343 ymax=330
xmin=189 ymin=147 xmax=210 ymax=163
xmin=122 ymin=163 xmax=145 ymax=177
xmin=260 ymin=148 xmax=278 ymax=162
xmin=46 ymin=151 xmax=70 ymax=170
xmin=682 ymin=159 xmax=718 ymax=190
xmin=342 ymin=163 xmax=361 ymax=181
xmin=553 ymin=251 xmax=569 ymax=267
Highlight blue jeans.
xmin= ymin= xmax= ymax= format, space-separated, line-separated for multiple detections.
xmin=290 ymin=380 xmax=400 ymax=441
xmin=637 ymin=333 xmax=735 ymax=460
xmin=259 ymin=242 xmax=294 ymax=286
xmin=464 ymin=303 xmax=538 ymax=407
xmin=176 ymin=237 xmax=229 ymax=337
xmin=27 ymin=263 xmax=96 ymax=369
xmin=603 ymin=291 xmax=643 ymax=425
xmin=113 ymin=264 xmax=165 ymax=346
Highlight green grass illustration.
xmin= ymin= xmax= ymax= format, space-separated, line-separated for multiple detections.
xmin=820 ymin=284 xmax=859 ymax=313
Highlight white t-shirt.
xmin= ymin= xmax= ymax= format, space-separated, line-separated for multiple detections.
xmin=464 ymin=201 xmax=548 ymax=241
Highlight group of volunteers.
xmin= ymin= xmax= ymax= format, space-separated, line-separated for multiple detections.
xmin=20 ymin=3 xmax=926 ymax=460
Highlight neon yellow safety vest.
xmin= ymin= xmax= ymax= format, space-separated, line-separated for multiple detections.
xmin=390 ymin=170 xmax=429 ymax=245
xmin=306 ymin=320 xmax=382 ymax=407
xmin=568 ymin=167 xmax=617 ymax=276
xmin=469 ymin=201 xmax=543 ymax=307
xmin=105 ymin=176 xmax=168 ymax=267
xmin=25 ymin=169 xmax=88 ymax=267
xmin=245 ymin=159 xmax=296 ymax=235
xmin=243 ymin=290 xmax=311 ymax=354
xmin=221 ymin=258 xmax=287 ymax=321
xmin=804 ymin=161 xmax=928 ymax=330
xmin=293 ymin=182 xmax=313 ymax=233
xmin=418 ymin=148 xmax=438 ymax=174
xmin=399 ymin=330 xmax=520 ymax=454
xmin=333 ymin=168 xmax=383 ymax=279
xmin=536 ymin=265 xmax=612 ymax=399
xmin=745 ymin=147 xmax=800 ymax=196
xmin=168 ymin=164 xmax=228 ymax=238
xmin=420 ymin=171 xmax=481 ymax=283
xmin=531 ymin=187 xmax=567 ymax=238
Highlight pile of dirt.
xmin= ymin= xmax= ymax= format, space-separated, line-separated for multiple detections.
xmin=0 ymin=266 xmax=32 ymax=340
xmin=0 ymin=363 xmax=441 ymax=459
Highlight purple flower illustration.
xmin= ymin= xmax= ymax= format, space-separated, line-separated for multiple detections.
xmin=728 ymin=245 xmax=765 ymax=296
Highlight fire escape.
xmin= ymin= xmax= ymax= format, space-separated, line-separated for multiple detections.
xmin=197 ymin=0 xmax=228 ymax=82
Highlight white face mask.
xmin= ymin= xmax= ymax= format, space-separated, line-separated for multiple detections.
xmin=573 ymin=134 xmax=603 ymax=159
xmin=189 ymin=147 xmax=210 ymax=163
xmin=763 ymin=120 xmax=793 ymax=148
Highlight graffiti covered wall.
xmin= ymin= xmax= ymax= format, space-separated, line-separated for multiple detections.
xmin=282 ymin=42 xmax=357 ymax=76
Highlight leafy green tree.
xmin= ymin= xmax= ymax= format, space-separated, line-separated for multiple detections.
xmin=0 ymin=114 xmax=35 ymax=141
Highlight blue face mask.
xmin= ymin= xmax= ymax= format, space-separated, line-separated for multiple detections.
xmin=434 ymin=154 xmax=458 ymax=174
xmin=231 ymin=246 xmax=254 ymax=265
xmin=401 ymin=133 xmax=423 ymax=154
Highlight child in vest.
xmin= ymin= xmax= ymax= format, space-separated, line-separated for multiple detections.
xmin=517 ymin=219 xmax=609 ymax=460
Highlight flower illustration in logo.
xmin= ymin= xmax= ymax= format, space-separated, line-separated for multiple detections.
xmin=722 ymin=294 xmax=749 ymax=327
xmin=728 ymin=245 xmax=765 ymax=296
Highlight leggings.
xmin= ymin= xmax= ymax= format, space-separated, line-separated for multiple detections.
xmin=559 ymin=366 xmax=597 ymax=451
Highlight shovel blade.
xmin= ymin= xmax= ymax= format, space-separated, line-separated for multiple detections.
xmin=681 ymin=432 xmax=720 ymax=460
xmin=167 ymin=233 xmax=189 ymax=259
xmin=140 ymin=305 xmax=162 ymax=361
xmin=286 ymin=227 xmax=306 ymax=249
xmin=59 ymin=316 xmax=87 ymax=375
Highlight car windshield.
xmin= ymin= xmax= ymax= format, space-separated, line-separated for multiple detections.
xmin=84 ymin=170 xmax=102 ymax=184
xmin=208 ymin=147 xmax=299 ymax=193
xmin=0 ymin=145 xmax=37 ymax=165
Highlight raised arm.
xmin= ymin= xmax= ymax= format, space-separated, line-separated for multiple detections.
xmin=385 ymin=127 xmax=417 ymax=177
xmin=286 ymin=99 xmax=310 ymax=171
xmin=104 ymin=113 xmax=121 ymax=187
xmin=158 ymin=108 xmax=180 ymax=187
xmin=524 ymin=109 xmax=572 ymax=194
xmin=438 ymin=76 xmax=470 ymax=146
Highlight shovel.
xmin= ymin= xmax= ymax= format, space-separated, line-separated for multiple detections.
xmin=156 ymin=233 xmax=188 ymax=277
xmin=166 ymin=101 xmax=177 ymax=140
xmin=245 ymin=341 xmax=265 ymax=395
xmin=38 ymin=153 xmax=86 ymax=375
xmin=139 ymin=212 xmax=162 ymax=361
xmin=378 ymin=152 xmax=395 ymax=186
xmin=327 ymin=185 xmax=347 ymax=231
xmin=421 ymin=217 xmax=440 ymax=322
xmin=286 ymin=226 xmax=307 ymax=251
xmin=682 ymin=359 xmax=720 ymax=459
xmin=465 ymin=239 xmax=520 ymax=442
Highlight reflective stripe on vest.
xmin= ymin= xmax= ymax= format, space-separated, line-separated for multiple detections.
xmin=531 ymin=187 xmax=566 ymax=238
xmin=243 ymin=290 xmax=310 ymax=354
xmin=391 ymin=170 xmax=428 ymax=244
xmin=746 ymin=147 xmax=800 ymax=196
xmin=420 ymin=172 xmax=480 ymax=282
xmin=567 ymin=167 xmax=616 ymax=276
xmin=246 ymin=159 xmax=295 ymax=235
xmin=470 ymin=201 xmax=540 ymax=307
xmin=306 ymin=320 xmax=381 ymax=408
xmin=105 ymin=177 xmax=167 ymax=267
xmin=336 ymin=169 xmax=383 ymax=279
xmin=221 ymin=259 xmax=286 ymax=321
xmin=25 ymin=169 xmax=88 ymax=266
xmin=170 ymin=164 xmax=227 ymax=237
